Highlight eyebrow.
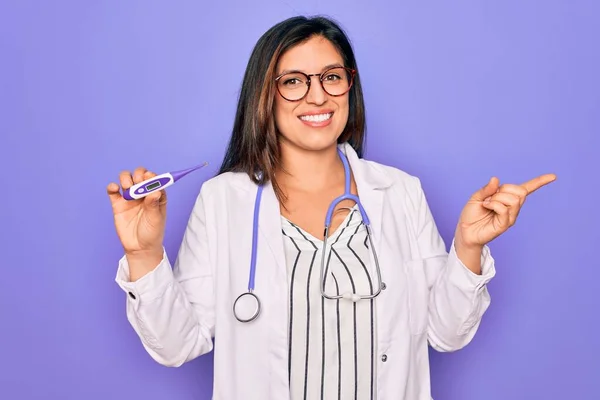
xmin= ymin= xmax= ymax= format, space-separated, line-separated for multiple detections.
xmin=277 ymin=63 xmax=344 ymax=76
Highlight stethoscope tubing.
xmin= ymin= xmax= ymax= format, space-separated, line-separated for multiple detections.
xmin=233 ymin=148 xmax=383 ymax=323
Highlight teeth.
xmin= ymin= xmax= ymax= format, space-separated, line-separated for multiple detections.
xmin=300 ymin=113 xmax=332 ymax=122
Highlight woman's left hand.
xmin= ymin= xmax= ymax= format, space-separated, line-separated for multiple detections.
xmin=455 ymin=174 xmax=557 ymax=249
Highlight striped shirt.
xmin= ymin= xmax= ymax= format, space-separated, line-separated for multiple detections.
xmin=281 ymin=205 xmax=377 ymax=400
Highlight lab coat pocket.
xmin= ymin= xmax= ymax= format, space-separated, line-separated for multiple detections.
xmin=406 ymin=258 xmax=428 ymax=335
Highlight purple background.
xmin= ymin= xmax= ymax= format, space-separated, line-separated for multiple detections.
xmin=1 ymin=1 xmax=598 ymax=399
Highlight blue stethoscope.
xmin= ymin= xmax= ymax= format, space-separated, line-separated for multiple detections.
xmin=232 ymin=147 xmax=383 ymax=323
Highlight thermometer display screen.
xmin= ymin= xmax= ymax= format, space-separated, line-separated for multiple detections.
xmin=145 ymin=181 xmax=162 ymax=191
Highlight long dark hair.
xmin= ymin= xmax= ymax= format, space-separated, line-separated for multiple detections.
xmin=217 ymin=15 xmax=366 ymax=202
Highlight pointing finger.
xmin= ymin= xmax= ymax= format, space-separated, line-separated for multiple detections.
xmin=520 ymin=173 xmax=557 ymax=195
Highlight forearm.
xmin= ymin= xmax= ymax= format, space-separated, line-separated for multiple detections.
xmin=126 ymin=248 xmax=164 ymax=282
xmin=126 ymin=277 xmax=214 ymax=367
xmin=116 ymin=252 xmax=215 ymax=367
xmin=427 ymin=241 xmax=495 ymax=352
xmin=410 ymin=176 xmax=495 ymax=351
xmin=454 ymin=240 xmax=483 ymax=275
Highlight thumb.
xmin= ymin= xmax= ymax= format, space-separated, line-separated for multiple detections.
xmin=143 ymin=190 xmax=165 ymax=209
xmin=471 ymin=177 xmax=500 ymax=201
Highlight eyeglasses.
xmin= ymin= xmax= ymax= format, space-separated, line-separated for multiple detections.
xmin=274 ymin=66 xmax=356 ymax=102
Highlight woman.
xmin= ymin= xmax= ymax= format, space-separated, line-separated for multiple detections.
xmin=107 ymin=16 xmax=555 ymax=400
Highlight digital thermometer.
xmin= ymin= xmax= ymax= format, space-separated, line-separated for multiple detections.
xmin=123 ymin=162 xmax=209 ymax=201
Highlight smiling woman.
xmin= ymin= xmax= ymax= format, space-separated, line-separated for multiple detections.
xmin=274 ymin=38 xmax=353 ymax=147
xmin=217 ymin=18 xmax=366 ymax=206
xmin=107 ymin=14 xmax=555 ymax=400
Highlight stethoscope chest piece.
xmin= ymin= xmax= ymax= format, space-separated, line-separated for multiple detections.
xmin=233 ymin=291 xmax=261 ymax=323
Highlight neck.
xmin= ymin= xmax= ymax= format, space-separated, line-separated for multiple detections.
xmin=276 ymin=141 xmax=345 ymax=193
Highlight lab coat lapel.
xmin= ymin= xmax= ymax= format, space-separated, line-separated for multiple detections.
xmin=256 ymin=180 xmax=287 ymax=287
xmin=236 ymin=177 xmax=289 ymax=399
xmin=256 ymin=179 xmax=290 ymax=342
xmin=341 ymin=143 xmax=392 ymax=266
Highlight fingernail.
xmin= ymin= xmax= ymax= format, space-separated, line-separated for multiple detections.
xmin=484 ymin=197 xmax=491 ymax=203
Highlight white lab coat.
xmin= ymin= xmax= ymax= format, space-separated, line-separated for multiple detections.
xmin=115 ymin=142 xmax=496 ymax=400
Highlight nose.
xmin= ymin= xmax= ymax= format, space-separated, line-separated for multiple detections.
xmin=305 ymin=77 xmax=327 ymax=105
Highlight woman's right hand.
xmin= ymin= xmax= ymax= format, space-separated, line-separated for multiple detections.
xmin=107 ymin=167 xmax=167 ymax=258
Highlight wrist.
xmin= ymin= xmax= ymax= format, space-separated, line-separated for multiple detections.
xmin=453 ymin=233 xmax=483 ymax=275
xmin=125 ymin=248 xmax=164 ymax=281
xmin=455 ymin=238 xmax=483 ymax=254
xmin=126 ymin=248 xmax=163 ymax=263
xmin=454 ymin=226 xmax=483 ymax=252
xmin=125 ymin=245 xmax=163 ymax=259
